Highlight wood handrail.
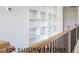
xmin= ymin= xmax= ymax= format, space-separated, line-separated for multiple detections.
xmin=29 ymin=31 xmax=68 ymax=48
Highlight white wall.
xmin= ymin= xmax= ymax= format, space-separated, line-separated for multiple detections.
xmin=0 ymin=6 xmax=30 ymax=48
xmin=63 ymin=7 xmax=78 ymax=29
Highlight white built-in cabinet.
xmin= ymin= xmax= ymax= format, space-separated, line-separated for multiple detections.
xmin=29 ymin=6 xmax=58 ymax=45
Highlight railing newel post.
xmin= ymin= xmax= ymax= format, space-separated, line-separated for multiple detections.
xmin=68 ymin=30 xmax=71 ymax=53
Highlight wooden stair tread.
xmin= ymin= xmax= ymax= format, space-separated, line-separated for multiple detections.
xmin=0 ymin=46 xmax=15 ymax=53
xmin=0 ymin=40 xmax=9 ymax=45
xmin=0 ymin=40 xmax=15 ymax=53
xmin=0 ymin=40 xmax=10 ymax=49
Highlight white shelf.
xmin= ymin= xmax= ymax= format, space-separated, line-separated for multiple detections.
xmin=40 ymin=11 xmax=46 ymax=20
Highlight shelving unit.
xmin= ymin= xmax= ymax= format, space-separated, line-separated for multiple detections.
xmin=48 ymin=7 xmax=58 ymax=36
xmin=29 ymin=7 xmax=58 ymax=45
